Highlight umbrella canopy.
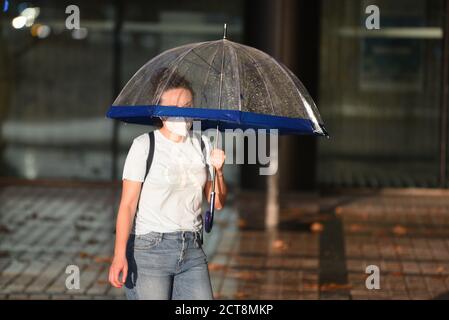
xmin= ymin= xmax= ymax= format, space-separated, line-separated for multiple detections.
xmin=106 ymin=38 xmax=328 ymax=136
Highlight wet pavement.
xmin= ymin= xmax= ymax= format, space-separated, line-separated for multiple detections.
xmin=1 ymin=184 xmax=449 ymax=300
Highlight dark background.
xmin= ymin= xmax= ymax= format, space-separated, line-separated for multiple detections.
xmin=0 ymin=0 xmax=447 ymax=190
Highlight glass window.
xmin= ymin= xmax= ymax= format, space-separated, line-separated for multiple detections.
xmin=0 ymin=0 xmax=244 ymax=181
xmin=318 ymin=0 xmax=444 ymax=187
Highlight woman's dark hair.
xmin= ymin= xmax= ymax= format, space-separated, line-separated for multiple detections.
xmin=151 ymin=67 xmax=195 ymax=102
xmin=150 ymin=67 xmax=194 ymax=127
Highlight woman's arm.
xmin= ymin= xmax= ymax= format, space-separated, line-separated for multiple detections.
xmin=204 ymin=148 xmax=227 ymax=210
xmin=109 ymin=179 xmax=141 ymax=288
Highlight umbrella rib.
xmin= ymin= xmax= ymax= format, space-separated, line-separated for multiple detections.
xmin=228 ymin=42 xmax=242 ymax=112
xmin=217 ymin=40 xmax=226 ymax=111
xmin=176 ymin=57 xmax=218 ymax=74
xmin=269 ymin=57 xmax=322 ymax=133
xmin=283 ymin=66 xmax=323 ymax=124
xmin=155 ymin=41 xmax=210 ymax=105
xmin=190 ymin=48 xmax=221 ymax=75
xmin=238 ymin=45 xmax=276 ymax=115
xmin=200 ymin=43 xmax=221 ymax=108
xmin=118 ymin=42 xmax=197 ymax=102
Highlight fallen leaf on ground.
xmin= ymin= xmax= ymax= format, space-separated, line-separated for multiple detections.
xmin=360 ymin=212 xmax=369 ymax=220
xmin=392 ymin=225 xmax=407 ymax=236
xmin=238 ymin=218 xmax=247 ymax=228
xmin=303 ymin=283 xmax=319 ymax=290
xmin=96 ymin=279 xmax=109 ymax=285
xmin=334 ymin=206 xmax=344 ymax=215
xmin=348 ymin=224 xmax=364 ymax=232
xmin=234 ymin=291 xmax=250 ymax=299
xmin=0 ymin=224 xmax=11 ymax=234
xmin=29 ymin=212 xmax=39 ymax=219
xmin=373 ymin=230 xmax=388 ymax=237
xmin=208 ymin=263 xmax=226 ymax=271
xmin=320 ymin=283 xmax=352 ymax=291
xmin=310 ymin=222 xmax=324 ymax=233
xmin=272 ymin=239 xmax=289 ymax=250
xmin=436 ymin=266 xmax=446 ymax=274
xmin=394 ymin=245 xmax=403 ymax=253
xmin=87 ymin=238 xmax=99 ymax=245
xmin=79 ymin=252 xmax=92 ymax=259
xmin=94 ymin=256 xmax=113 ymax=263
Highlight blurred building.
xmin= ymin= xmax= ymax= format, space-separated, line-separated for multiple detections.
xmin=0 ymin=0 xmax=447 ymax=190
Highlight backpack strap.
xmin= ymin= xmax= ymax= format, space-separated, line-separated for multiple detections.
xmin=144 ymin=131 xmax=155 ymax=181
xmin=200 ymin=137 xmax=205 ymax=155
xmin=135 ymin=131 xmax=155 ymax=216
xmin=197 ymin=133 xmax=210 ymax=246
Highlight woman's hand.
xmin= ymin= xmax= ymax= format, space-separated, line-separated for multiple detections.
xmin=205 ymin=148 xmax=227 ymax=210
xmin=109 ymin=255 xmax=128 ymax=288
xmin=210 ymin=148 xmax=226 ymax=172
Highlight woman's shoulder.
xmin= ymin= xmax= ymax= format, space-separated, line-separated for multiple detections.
xmin=131 ymin=132 xmax=153 ymax=154
xmin=134 ymin=132 xmax=149 ymax=143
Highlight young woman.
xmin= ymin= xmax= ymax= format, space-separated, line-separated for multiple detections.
xmin=108 ymin=71 xmax=227 ymax=300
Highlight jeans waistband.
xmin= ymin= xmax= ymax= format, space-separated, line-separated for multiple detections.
xmin=151 ymin=230 xmax=201 ymax=240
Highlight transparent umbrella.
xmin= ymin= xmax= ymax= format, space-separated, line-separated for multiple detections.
xmin=106 ymin=24 xmax=329 ymax=234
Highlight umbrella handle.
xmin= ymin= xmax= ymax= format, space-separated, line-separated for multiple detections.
xmin=204 ymin=192 xmax=215 ymax=233
xmin=209 ymin=123 xmax=219 ymax=214
xmin=209 ymin=191 xmax=216 ymax=215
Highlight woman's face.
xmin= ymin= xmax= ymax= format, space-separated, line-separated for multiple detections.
xmin=160 ymin=88 xmax=193 ymax=108
xmin=159 ymin=87 xmax=194 ymax=134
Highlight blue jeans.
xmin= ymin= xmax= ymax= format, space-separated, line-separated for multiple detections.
xmin=124 ymin=230 xmax=214 ymax=300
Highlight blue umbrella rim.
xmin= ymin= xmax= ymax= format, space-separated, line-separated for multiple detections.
xmin=106 ymin=105 xmax=329 ymax=136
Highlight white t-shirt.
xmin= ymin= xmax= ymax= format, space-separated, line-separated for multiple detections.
xmin=122 ymin=129 xmax=213 ymax=235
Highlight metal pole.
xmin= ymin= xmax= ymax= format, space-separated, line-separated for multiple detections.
xmin=111 ymin=0 xmax=123 ymax=181
xmin=439 ymin=0 xmax=449 ymax=188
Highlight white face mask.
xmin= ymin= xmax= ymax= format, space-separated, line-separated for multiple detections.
xmin=163 ymin=117 xmax=193 ymax=137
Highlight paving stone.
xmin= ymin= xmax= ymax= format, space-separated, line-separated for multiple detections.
xmin=7 ymin=294 xmax=29 ymax=300
xmin=3 ymin=186 xmax=449 ymax=300
xmin=402 ymin=261 xmax=421 ymax=275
